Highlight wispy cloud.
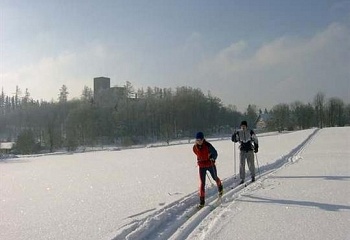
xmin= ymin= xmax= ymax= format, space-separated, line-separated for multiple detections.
xmin=190 ymin=22 xmax=350 ymax=110
xmin=1 ymin=22 xmax=349 ymax=111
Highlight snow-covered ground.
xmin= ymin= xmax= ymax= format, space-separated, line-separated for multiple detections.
xmin=0 ymin=127 xmax=349 ymax=240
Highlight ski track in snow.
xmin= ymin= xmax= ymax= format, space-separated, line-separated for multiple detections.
xmin=110 ymin=129 xmax=320 ymax=240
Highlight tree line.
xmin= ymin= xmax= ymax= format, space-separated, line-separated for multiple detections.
xmin=0 ymin=84 xmax=349 ymax=154
xmin=268 ymin=92 xmax=350 ymax=132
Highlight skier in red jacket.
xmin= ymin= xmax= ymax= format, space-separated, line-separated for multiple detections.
xmin=193 ymin=132 xmax=223 ymax=207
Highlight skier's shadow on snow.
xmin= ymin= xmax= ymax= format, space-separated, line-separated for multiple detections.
xmin=271 ymin=175 xmax=350 ymax=181
xmin=239 ymin=195 xmax=350 ymax=212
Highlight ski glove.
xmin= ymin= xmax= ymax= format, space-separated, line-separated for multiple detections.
xmin=254 ymin=144 xmax=259 ymax=153
xmin=231 ymin=133 xmax=238 ymax=143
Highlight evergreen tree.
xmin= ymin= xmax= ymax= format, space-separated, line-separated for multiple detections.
xmin=15 ymin=129 xmax=39 ymax=154
xmin=58 ymin=85 xmax=69 ymax=103
xmin=314 ymin=92 xmax=326 ymax=128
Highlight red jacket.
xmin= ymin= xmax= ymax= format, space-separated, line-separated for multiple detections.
xmin=193 ymin=140 xmax=218 ymax=168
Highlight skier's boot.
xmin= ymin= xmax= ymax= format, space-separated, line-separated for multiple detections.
xmin=218 ymin=184 xmax=223 ymax=197
xmin=197 ymin=197 xmax=205 ymax=209
xmin=252 ymin=176 xmax=255 ymax=182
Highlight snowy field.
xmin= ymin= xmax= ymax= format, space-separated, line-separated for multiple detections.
xmin=1 ymin=127 xmax=349 ymax=240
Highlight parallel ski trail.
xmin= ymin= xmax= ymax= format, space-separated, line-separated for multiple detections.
xmin=111 ymin=129 xmax=319 ymax=240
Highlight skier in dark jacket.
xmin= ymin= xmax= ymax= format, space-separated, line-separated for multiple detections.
xmin=193 ymin=132 xmax=223 ymax=207
xmin=231 ymin=121 xmax=259 ymax=184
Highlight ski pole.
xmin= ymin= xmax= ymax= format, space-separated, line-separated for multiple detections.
xmin=255 ymin=153 xmax=261 ymax=176
xmin=210 ymin=160 xmax=219 ymax=181
xmin=234 ymin=142 xmax=237 ymax=178
xmin=206 ymin=172 xmax=214 ymax=186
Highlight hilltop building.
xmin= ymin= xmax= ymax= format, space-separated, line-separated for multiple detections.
xmin=93 ymin=77 xmax=111 ymax=99
xmin=93 ymin=77 xmax=135 ymax=107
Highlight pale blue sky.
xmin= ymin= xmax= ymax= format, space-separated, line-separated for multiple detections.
xmin=1 ymin=0 xmax=349 ymax=110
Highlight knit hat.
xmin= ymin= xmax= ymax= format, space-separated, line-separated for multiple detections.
xmin=195 ymin=132 xmax=204 ymax=139
xmin=240 ymin=121 xmax=248 ymax=127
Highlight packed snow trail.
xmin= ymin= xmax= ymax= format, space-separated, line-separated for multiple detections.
xmin=0 ymin=128 xmax=320 ymax=240
xmin=194 ymin=127 xmax=350 ymax=240
xmin=111 ymin=128 xmax=319 ymax=240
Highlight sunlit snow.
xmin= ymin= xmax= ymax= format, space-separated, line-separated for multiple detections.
xmin=1 ymin=127 xmax=349 ymax=240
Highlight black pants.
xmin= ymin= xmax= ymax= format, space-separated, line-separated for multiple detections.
xmin=199 ymin=165 xmax=221 ymax=197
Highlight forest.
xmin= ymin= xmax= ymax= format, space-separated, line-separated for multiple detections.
xmin=0 ymin=83 xmax=349 ymax=154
